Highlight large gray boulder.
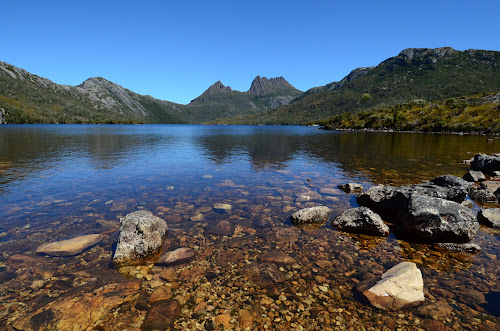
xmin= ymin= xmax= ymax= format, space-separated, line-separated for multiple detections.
xmin=356 ymin=175 xmax=470 ymax=221
xmin=401 ymin=195 xmax=478 ymax=243
xmin=470 ymin=153 xmax=500 ymax=175
xmin=477 ymin=208 xmax=500 ymax=228
xmin=358 ymin=262 xmax=424 ymax=310
xmin=291 ymin=206 xmax=332 ymax=224
xmin=114 ymin=210 xmax=168 ymax=264
xmin=332 ymin=207 xmax=389 ymax=236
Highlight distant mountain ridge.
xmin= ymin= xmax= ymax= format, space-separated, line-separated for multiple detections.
xmin=214 ymin=47 xmax=500 ymax=124
xmin=2 ymin=47 xmax=500 ymax=124
xmin=0 ymin=61 xmax=301 ymax=124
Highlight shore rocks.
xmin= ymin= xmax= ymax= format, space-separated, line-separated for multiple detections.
xmin=477 ymin=208 xmax=500 ymax=228
xmin=470 ymin=153 xmax=500 ymax=175
xmin=401 ymin=195 xmax=478 ymax=243
xmin=113 ymin=210 xmax=168 ymax=265
xmin=157 ymin=247 xmax=194 ymax=265
xmin=463 ymin=170 xmax=486 ymax=182
xmin=290 ymin=206 xmax=332 ymax=224
xmin=36 ymin=234 xmax=102 ymax=257
xmin=359 ymin=262 xmax=424 ymax=310
xmin=332 ymin=207 xmax=389 ymax=236
xmin=338 ymin=183 xmax=364 ymax=193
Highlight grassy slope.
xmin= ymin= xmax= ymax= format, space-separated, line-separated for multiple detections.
xmin=314 ymin=92 xmax=500 ymax=133
xmin=213 ymin=49 xmax=500 ymax=125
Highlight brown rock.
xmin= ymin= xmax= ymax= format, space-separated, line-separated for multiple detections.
xmin=157 ymin=247 xmax=194 ymax=265
xmin=159 ymin=268 xmax=176 ymax=281
xmin=35 ymin=234 xmax=102 ymax=257
xmin=142 ymin=299 xmax=180 ymax=330
xmin=259 ymin=250 xmax=297 ymax=264
xmin=238 ymin=309 xmax=254 ymax=329
xmin=421 ymin=319 xmax=446 ymax=331
xmin=148 ymin=287 xmax=172 ymax=303
xmin=194 ymin=301 xmax=207 ymax=313
xmin=215 ymin=313 xmax=232 ymax=329
xmin=417 ymin=301 xmax=453 ymax=318
xmin=206 ymin=220 xmax=234 ymax=236
xmin=13 ymin=282 xmax=140 ymax=331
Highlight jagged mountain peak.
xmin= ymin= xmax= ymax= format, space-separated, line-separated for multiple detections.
xmin=248 ymin=75 xmax=297 ymax=96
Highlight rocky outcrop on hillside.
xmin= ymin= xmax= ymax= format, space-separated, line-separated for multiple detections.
xmin=248 ymin=76 xmax=297 ymax=96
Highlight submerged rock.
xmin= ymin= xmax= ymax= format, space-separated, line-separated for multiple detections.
xmin=463 ymin=170 xmax=486 ymax=182
xmin=477 ymin=208 xmax=500 ymax=228
xmin=434 ymin=242 xmax=482 ymax=253
xmin=157 ymin=247 xmax=194 ymax=265
xmin=113 ymin=210 xmax=168 ymax=265
xmin=36 ymin=234 xmax=102 ymax=257
xmin=470 ymin=153 xmax=500 ymax=175
xmin=359 ymin=262 xmax=424 ymax=310
xmin=332 ymin=207 xmax=389 ymax=236
xmin=142 ymin=299 xmax=181 ymax=330
xmin=213 ymin=203 xmax=232 ymax=213
xmin=338 ymin=183 xmax=364 ymax=193
xmin=291 ymin=206 xmax=332 ymax=224
xmin=401 ymin=195 xmax=478 ymax=243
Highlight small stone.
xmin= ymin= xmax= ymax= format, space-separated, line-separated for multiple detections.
xmin=215 ymin=313 xmax=232 ymax=328
xmin=291 ymin=206 xmax=332 ymax=224
xmin=296 ymin=195 xmax=312 ymax=202
xmin=148 ymin=287 xmax=172 ymax=303
xmin=434 ymin=243 xmax=481 ymax=253
xmin=36 ymin=234 xmax=102 ymax=257
xmin=238 ymin=309 xmax=254 ymax=329
xmin=319 ymin=188 xmax=341 ymax=195
xmin=142 ymin=300 xmax=180 ymax=330
xmin=190 ymin=213 xmax=204 ymax=222
xmin=477 ymin=208 xmax=500 ymax=228
xmin=159 ymin=268 xmax=176 ymax=281
xmin=206 ymin=220 xmax=233 ymax=236
xmin=463 ymin=170 xmax=486 ymax=182
xmin=338 ymin=183 xmax=364 ymax=193
xmin=213 ymin=203 xmax=232 ymax=213
xmin=259 ymin=250 xmax=297 ymax=264
xmin=157 ymin=247 xmax=194 ymax=265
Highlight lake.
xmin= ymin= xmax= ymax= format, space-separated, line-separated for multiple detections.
xmin=0 ymin=124 xmax=498 ymax=330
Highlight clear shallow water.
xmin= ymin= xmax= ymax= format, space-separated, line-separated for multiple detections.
xmin=0 ymin=125 xmax=499 ymax=330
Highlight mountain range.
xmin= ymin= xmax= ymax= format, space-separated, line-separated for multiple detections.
xmin=1 ymin=47 xmax=499 ymax=125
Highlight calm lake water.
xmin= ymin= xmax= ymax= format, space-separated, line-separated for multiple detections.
xmin=0 ymin=125 xmax=498 ymax=330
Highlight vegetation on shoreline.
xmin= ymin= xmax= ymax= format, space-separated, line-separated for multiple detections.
xmin=313 ymin=92 xmax=500 ymax=133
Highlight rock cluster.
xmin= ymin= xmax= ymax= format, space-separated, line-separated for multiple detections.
xmin=113 ymin=210 xmax=168 ymax=264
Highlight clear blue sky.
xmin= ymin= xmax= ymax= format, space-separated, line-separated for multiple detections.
xmin=3 ymin=0 xmax=499 ymax=104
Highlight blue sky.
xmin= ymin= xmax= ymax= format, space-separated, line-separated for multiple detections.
xmin=2 ymin=1 xmax=499 ymax=104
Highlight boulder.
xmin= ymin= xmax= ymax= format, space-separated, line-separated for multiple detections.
xmin=338 ymin=183 xmax=364 ymax=193
xmin=480 ymin=181 xmax=500 ymax=196
xmin=468 ymin=186 xmax=498 ymax=203
xmin=290 ymin=206 xmax=332 ymax=224
xmin=434 ymin=243 xmax=481 ymax=253
xmin=477 ymin=208 xmax=500 ymax=228
xmin=36 ymin=234 xmax=102 ymax=257
xmin=157 ymin=247 xmax=194 ymax=265
xmin=470 ymin=153 xmax=500 ymax=175
xmin=359 ymin=262 xmax=424 ymax=310
xmin=113 ymin=210 xmax=168 ymax=264
xmin=332 ymin=207 xmax=389 ymax=236
xmin=357 ymin=176 xmax=470 ymax=222
xmin=401 ymin=195 xmax=478 ymax=243
xmin=463 ymin=170 xmax=486 ymax=182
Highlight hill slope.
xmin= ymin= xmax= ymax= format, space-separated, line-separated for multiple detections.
xmin=214 ymin=47 xmax=500 ymax=125
xmin=0 ymin=61 xmax=187 ymax=124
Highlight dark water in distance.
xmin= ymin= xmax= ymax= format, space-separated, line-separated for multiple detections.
xmin=0 ymin=124 xmax=499 ymax=329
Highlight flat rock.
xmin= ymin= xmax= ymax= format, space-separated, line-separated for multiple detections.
xmin=319 ymin=187 xmax=342 ymax=195
xmin=434 ymin=242 xmax=481 ymax=253
xmin=238 ymin=309 xmax=254 ymax=329
xmin=332 ymin=207 xmax=389 ymax=236
xmin=477 ymin=208 xmax=500 ymax=228
xmin=148 ymin=286 xmax=172 ymax=303
xmin=213 ymin=203 xmax=232 ymax=213
xmin=113 ymin=210 xmax=167 ymax=265
xmin=401 ymin=195 xmax=478 ymax=243
xmin=259 ymin=250 xmax=297 ymax=264
xmin=360 ymin=262 xmax=424 ymax=310
xmin=338 ymin=183 xmax=364 ymax=193
xmin=463 ymin=170 xmax=486 ymax=182
xmin=206 ymin=220 xmax=234 ymax=236
xmin=470 ymin=153 xmax=500 ymax=175
xmin=142 ymin=299 xmax=180 ymax=330
xmin=157 ymin=247 xmax=194 ymax=265
xmin=291 ymin=206 xmax=332 ymax=224
xmin=36 ymin=234 xmax=102 ymax=257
